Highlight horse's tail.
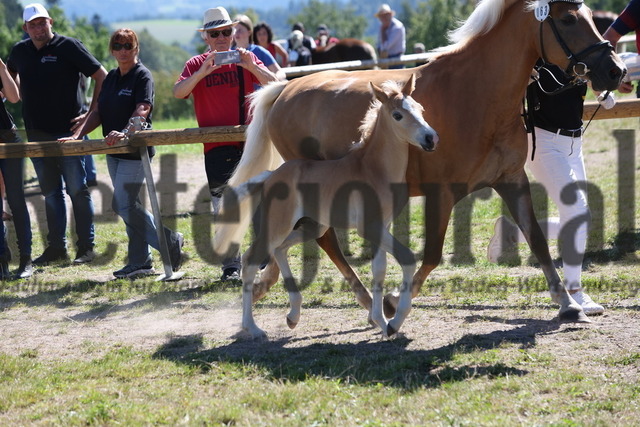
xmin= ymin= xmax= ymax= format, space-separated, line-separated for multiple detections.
xmin=364 ymin=41 xmax=377 ymax=62
xmin=227 ymin=80 xmax=287 ymax=188
xmin=213 ymin=170 xmax=272 ymax=256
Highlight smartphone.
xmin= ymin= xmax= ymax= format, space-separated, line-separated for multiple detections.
xmin=214 ymin=50 xmax=241 ymax=65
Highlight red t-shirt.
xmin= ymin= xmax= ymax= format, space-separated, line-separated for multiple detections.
xmin=177 ymin=51 xmax=263 ymax=153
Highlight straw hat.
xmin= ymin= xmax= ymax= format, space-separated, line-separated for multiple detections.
xmin=374 ymin=4 xmax=395 ymax=18
xmin=198 ymin=7 xmax=237 ymax=32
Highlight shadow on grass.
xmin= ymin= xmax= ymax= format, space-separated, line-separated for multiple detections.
xmin=0 ymin=280 xmax=105 ymax=311
xmin=150 ymin=316 xmax=570 ymax=390
xmin=0 ymin=277 xmax=215 ymax=313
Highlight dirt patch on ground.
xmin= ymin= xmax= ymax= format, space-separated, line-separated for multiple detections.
xmin=1 ymin=290 xmax=639 ymax=381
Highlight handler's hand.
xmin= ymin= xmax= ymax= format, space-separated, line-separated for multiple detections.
xmin=597 ymin=91 xmax=616 ymax=110
xmin=617 ymin=81 xmax=634 ymax=93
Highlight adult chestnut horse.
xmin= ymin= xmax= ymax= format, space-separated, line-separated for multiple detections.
xmin=225 ymin=0 xmax=625 ymax=323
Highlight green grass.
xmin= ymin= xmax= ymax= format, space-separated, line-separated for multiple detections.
xmin=0 ymin=110 xmax=639 ymax=425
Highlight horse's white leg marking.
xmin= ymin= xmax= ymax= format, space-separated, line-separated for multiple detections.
xmin=241 ymin=246 xmax=267 ymax=339
xmin=273 ymin=228 xmax=307 ymax=329
xmin=374 ymin=228 xmax=415 ymax=336
xmin=370 ymin=245 xmax=389 ymax=336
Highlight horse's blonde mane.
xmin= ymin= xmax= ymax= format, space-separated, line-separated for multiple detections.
xmin=436 ymin=0 xmax=531 ymax=53
xmin=351 ymin=80 xmax=405 ymax=150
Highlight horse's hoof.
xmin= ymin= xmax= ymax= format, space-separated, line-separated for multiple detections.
xmin=383 ymin=292 xmax=399 ymax=318
xmin=387 ymin=324 xmax=397 ymax=337
xmin=286 ymin=316 xmax=298 ymax=329
xmin=558 ymin=307 xmax=591 ymax=323
xmin=234 ymin=328 xmax=269 ymax=341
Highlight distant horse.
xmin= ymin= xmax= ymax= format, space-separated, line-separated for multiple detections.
xmin=592 ymin=10 xmax=618 ymax=35
xmin=312 ymin=38 xmax=377 ymax=64
xmin=223 ymin=0 xmax=625 ymax=324
xmin=215 ymin=75 xmax=439 ymax=339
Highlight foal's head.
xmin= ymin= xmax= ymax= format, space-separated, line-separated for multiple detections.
xmin=360 ymin=74 xmax=439 ymax=152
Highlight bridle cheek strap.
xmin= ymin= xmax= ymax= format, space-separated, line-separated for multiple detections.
xmin=539 ymin=16 xmax=614 ymax=79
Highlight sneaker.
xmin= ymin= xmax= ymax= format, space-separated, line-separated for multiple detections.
xmin=220 ymin=268 xmax=241 ymax=283
xmin=487 ymin=216 xmax=518 ymax=263
xmin=571 ymin=291 xmax=605 ymax=315
xmin=33 ymin=247 xmax=69 ymax=266
xmin=73 ymin=249 xmax=96 ymax=264
xmin=113 ymin=264 xmax=155 ymax=279
xmin=170 ymin=232 xmax=184 ymax=272
xmin=13 ymin=257 xmax=33 ymax=279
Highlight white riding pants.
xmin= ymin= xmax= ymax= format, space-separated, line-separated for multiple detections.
xmin=516 ymin=127 xmax=590 ymax=290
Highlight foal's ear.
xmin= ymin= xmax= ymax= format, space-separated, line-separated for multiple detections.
xmin=402 ymin=74 xmax=416 ymax=96
xmin=370 ymin=81 xmax=389 ymax=103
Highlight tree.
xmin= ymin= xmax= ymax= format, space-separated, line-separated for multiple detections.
xmin=408 ymin=0 xmax=475 ymax=52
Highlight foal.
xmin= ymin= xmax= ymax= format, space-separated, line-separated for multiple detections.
xmin=215 ymin=74 xmax=439 ymax=339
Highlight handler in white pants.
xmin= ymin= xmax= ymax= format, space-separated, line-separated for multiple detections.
xmin=488 ymin=61 xmax=614 ymax=315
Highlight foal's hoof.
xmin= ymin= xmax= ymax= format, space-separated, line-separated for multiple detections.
xmin=383 ymin=292 xmax=399 ymax=318
xmin=286 ymin=316 xmax=298 ymax=329
xmin=558 ymin=307 xmax=591 ymax=324
xmin=386 ymin=324 xmax=397 ymax=337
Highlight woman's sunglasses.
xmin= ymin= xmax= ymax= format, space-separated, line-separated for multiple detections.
xmin=208 ymin=29 xmax=233 ymax=38
xmin=113 ymin=42 xmax=134 ymax=51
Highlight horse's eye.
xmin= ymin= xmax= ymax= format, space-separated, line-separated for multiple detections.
xmin=393 ymin=112 xmax=403 ymax=121
xmin=560 ymin=14 xmax=578 ymax=25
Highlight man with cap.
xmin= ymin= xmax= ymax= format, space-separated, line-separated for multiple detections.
xmin=7 ymin=3 xmax=107 ymax=267
xmin=173 ymin=6 xmax=278 ymax=282
xmin=375 ymin=3 xmax=406 ymax=69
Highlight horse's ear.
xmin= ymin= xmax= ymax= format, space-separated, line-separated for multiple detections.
xmin=370 ymin=81 xmax=388 ymax=103
xmin=402 ymin=74 xmax=416 ymax=96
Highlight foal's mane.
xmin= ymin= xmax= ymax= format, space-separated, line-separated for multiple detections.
xmin=436 ymin=0 xmax=532 ymax=54
xmin=350 ymin=80 xmax=407 ymax=151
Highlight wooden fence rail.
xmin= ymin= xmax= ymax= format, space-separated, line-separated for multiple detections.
xmin=0 ymin=98 xmax=638 ymax=159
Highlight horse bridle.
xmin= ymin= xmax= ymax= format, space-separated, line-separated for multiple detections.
xmin=538 ymin=7 xmax=614 ymax=88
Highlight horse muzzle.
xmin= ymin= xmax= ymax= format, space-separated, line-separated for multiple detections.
xmin=585 ymin=48 xmax=627 ymax=92
xmin=421 ymin=131 xmax=439 ymax=152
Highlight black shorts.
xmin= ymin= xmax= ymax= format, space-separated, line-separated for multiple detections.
xmin=204 ymin=145 xmax=243 ymax=197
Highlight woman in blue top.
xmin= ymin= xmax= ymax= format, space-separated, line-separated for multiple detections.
xmin=65 ymin=29 xmax=183 ymax=278
xmin=0 ymin=57 xmax=32 ymax=279
xmin=233 ymin=14 xmax=286 ymax=81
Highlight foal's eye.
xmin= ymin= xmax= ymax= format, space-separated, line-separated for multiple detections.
xmin=392 ymin=112 xmax=403 ymax=121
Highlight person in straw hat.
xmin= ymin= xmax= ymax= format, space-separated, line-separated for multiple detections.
xmin=375 ymin=3 xmax=406 ymax=69
xmin=173 ymin=6 xmax=280 ymax=282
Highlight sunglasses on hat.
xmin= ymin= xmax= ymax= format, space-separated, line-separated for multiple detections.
xmin=208 ymin=28 xmax=233 ymax=38
xmin=113 ymin=42 xmax=134 ymax=51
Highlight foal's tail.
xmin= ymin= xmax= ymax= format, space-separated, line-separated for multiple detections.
xmin=215 ymin=80 xmax=287 ymax=256
xmin=227 ymin=80 xmax=287 ymax=188
xmin=213 ymin=171 xmax=272 ymax=256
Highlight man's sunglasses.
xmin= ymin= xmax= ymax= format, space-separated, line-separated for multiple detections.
xmin=208 ymin=29 xmax=233 ymax=38
xmin=113 ymin=42 xmax=134 ymax=51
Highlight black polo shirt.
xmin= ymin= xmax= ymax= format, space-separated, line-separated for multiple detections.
xmin=0 ymin=81 xmax=18 ymax=142
xmin=529 ymin=63 xmax=586 ymax=132
xmin=7 ymin=33 xmax=102 ymax=141
xmin=99 ymin=62 xmax=154 ymax=160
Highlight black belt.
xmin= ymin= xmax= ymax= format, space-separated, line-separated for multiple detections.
xmin=538 ymin=125 xmax=582 ymax=138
